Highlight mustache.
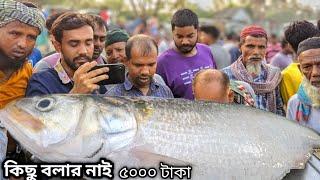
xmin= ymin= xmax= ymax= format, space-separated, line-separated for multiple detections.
xmin=248 ymin=57 xmax=262 ymax=61
xmin=73 ymin=55 xmax=91 ymax=61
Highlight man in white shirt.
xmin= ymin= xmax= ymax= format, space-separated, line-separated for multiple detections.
xmin=287 ymin=37 xmax=320 ymax=133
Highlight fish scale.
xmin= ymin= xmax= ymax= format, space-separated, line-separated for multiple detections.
xmin=130 ymin=98 xmax=320 ymax=179
xmin=0 ymin=95 xmax=319 ymax=180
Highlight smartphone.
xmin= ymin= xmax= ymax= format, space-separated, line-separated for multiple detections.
xmin=90 ymin=63 xmax=126 ymax=85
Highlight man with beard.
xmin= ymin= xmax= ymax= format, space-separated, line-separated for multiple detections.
xmin=88 ymin=14 xmax=107 ymax=63
xmin=156 ymin=9 xmax=216 ymax=100
xmin=26 ymin=12 xmax=109 ymax=96
xmin=287 ymin=37 xmax=320 ymax=133
xmin=0 ymin=0 xmax=45 ymax=108
xmin=222 ymin=25 xmax=285 ymax=115
xmin=105 ymin=28 xmax=130 ymax=64
xmin=34 ymin=13 xmax=107 ymax=72
xmin=106 ymin=34 xmax=173 ymax=98
xmin=0 ymin=0 xmax=45 ymax=172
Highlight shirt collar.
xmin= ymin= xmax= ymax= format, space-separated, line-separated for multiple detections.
xmin=123 ymin=74 xmax=160 ymax=92
xmin=54 ymin=60 xmax=72 ymax=84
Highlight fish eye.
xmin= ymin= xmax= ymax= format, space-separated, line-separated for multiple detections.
xmin=36 ymin=97 xmax=55 ymax=112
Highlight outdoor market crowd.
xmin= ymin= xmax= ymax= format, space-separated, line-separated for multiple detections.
xmin=0 ymin=0 xmax=320 ymax=168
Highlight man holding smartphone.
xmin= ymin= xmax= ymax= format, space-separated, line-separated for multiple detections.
xmin=26 ymin=12 xmax=109 ymax=96
xmin=106 ymin=34 xmax=173 ymax=98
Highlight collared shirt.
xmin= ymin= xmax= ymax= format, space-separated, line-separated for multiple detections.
xmin=223 ymin=65 xmax=285 ymax=116
xmin=106 ymin=75 xmax=174 ymax=98
xmin=25 ymin=60 xmax=106 ymax=97
xmin=33 ymin=52 xmax=106 ymax=72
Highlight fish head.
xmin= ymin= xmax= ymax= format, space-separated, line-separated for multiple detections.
xmin=0 ymin=94 xmax=85 ymax=151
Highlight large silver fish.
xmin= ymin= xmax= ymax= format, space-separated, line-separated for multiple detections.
xmin=0 ymin=94 xmax=319 ymax=180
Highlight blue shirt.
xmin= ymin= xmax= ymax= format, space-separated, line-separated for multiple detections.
xmin=25 ymin=61 xmax=106 ymax=97
xmin=106 ymin=75 xmax=174 ymax=98
xmin=222 ymin=65 xmax=285 ymax=116
xmin=28 ymin=48 xmax=42 ymax=67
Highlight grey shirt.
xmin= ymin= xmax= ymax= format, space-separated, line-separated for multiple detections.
xmin=210 ymin=43 xmax=231 ymax=69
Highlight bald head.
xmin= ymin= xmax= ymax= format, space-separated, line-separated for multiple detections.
xmin=193 ymin=69 xmax=233 ymax=103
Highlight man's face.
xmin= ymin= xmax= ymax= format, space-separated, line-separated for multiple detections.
xmin=93 ymin=25 xmax=106 ymax=60
xmin=240 ymin=36 xmax=267 ymax=76
xmin=105 ymin=42 xmax=127 ymax=64
xmin=299 ymin=48 xmax=320 ymax=88
xmin=57 ymin=25 xmax=94 ymax=70
xmin=0 ymin=21 xmax=39 ymax=66
xmin=127 ymin=46 xmax=157 ymax=88
xmin=199 ymin=31 xmax=212 ymax=45
xmin=173 ymin=26 xmax=198 ymax=54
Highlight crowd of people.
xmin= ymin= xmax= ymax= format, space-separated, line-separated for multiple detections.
xmin=1 ymin=0 xmax=320 ymax=168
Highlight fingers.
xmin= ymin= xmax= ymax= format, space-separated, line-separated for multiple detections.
xmin=75 ymin=61 xmax=97 ymax=75
xmin=86 ymin=66 xmax=109 ymax=79
xmin=88 ymin=74 xmax=109 ymax=84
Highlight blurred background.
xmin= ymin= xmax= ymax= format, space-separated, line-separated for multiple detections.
xmin=24 ymin=0 xmax=320 ymax=56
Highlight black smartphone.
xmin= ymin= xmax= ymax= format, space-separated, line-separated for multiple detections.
xmin=90 ymin=63 xmax=125 ymax=85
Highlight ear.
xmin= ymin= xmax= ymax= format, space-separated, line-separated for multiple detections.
xmin=297 ymin=63 xmax=302 ymax=73
xmin=227 ymin=89 xmax=234 ymax=103
xmin=54 ymin=40 xmax=62 ymax=53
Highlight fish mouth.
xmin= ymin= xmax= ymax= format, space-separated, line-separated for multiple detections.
xmin=7 ymin=105 xmax=45 ymax=132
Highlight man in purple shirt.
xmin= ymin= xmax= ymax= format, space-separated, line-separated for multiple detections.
xmin=156 ymin=9 xmax=216 ymax=100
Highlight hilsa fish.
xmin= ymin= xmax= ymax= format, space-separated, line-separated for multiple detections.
xmin=0 ymin=94 xmax=319 ymax=180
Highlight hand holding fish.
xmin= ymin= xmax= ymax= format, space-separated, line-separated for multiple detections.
xmin=70 ymin=62 xmax=109 ymax=94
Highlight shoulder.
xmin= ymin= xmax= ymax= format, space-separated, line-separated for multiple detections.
xmin=158 ymin=48 xmax=175 ymax=62
xmin=221 ymin=66 xmax=233 ymax=77
xmin=287 ymin=94 xmax=299 ymax=107
xmin=30 ymin=68 xmax=58 ymax=82
xmin=282 ymin=63 xmax=299 ymax=75
xmin=153 ymin=74 xmax=166 ymax=85
xmin=268 ymin=64 xmax=281 ymax=72
xmin=197 ymin=43 xmax=212 ymax=54
xmin=106 ymin=84 xmax=125 ymax=96
xmin=154 ymin=82 xmax=174 ymax=98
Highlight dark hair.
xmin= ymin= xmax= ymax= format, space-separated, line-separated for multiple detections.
xmin=171 ymin=9 xmax=198 ymax=30
xmin=318 ymin=19 xmax=320 ymax=31
xmin=280 ymin=38 xmax=288 ymax=48
xmin=284 ymin=20 xmax=320 ymax=53
xmin=51 ymin=12 xmax=95 ymax=43
xmin=46 ymin=11 xmax=68 ymax=31
xmin=86 ymin=14 xmax=107 ymax=31
xmin=125 ymin=34 xmax=158 ymax=60
xmin=200 ymin=25 xmax=220 ymax=39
